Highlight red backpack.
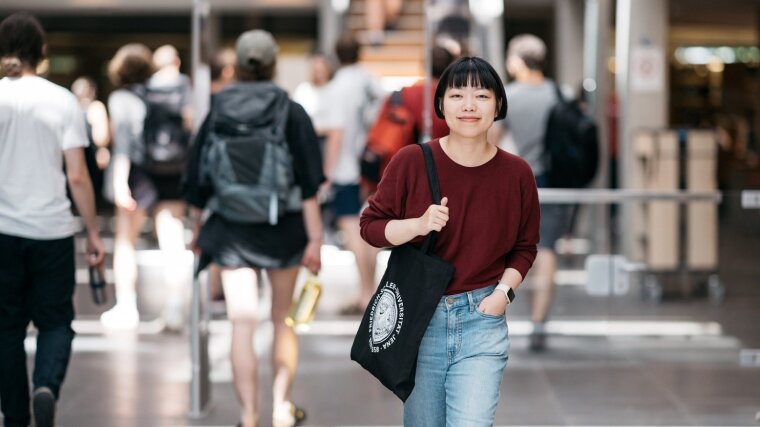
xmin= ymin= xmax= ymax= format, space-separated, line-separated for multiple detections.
xmin=360 ymin=89 xmax=417 ymax=193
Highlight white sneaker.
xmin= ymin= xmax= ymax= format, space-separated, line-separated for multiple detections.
xmin=100 ymin=305 xmax=139 ymax=330
xmin=162 ymin=304 xmax=184 ymax=333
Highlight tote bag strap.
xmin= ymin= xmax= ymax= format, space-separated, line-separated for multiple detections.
xmin=419 ymin=142 xmax=442 ymax=255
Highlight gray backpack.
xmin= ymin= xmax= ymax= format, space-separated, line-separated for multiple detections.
xmin=200 ymin=83 xmax=301 ymax=224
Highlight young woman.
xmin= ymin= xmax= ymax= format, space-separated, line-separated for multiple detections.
xmin=183 ymin=30 xmax=323 ymax=427
xmin=360 ymin=57 xmax=540 ymax=425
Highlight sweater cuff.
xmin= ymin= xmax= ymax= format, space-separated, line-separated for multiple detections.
xmin=362 ymin=219 xmax=393 ymax=248
xmin=505 ymin=254 xmax=534 ymax=280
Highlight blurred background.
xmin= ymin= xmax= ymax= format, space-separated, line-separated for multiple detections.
xmin=1 ymin=0 xmax=759 ymax=426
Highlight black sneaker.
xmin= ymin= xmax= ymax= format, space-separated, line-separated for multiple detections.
xmin=32 ymin=387 xmax=55 ymax=427
xmin=529 ymin=331 xmax=547 ymax=352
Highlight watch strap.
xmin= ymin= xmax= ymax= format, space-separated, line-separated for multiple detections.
xmin=495 ymin=283 xmax=515 ymax=304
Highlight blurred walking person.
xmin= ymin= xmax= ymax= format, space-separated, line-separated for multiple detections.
xmin=183 ymin=29 xmax=324 ymax=427
xmin=71 ymin=76 xmax=111 ymax=206
xmin=0 ymin=12 xmax=105 ymax=427
xmin=502 ymin=34 xmax=573 ymax=351
xmin=326 ymin=33 xmax=385 ymax=314
xmin=101 ymin=43 xmax=191 ymax=331
xmin=146 ymin=44 xmax=194 ymax=330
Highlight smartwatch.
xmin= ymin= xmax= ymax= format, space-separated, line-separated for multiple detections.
xmin=495 ymin=283 xmax=515 ymax=304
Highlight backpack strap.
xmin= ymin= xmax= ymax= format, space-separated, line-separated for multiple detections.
xmin=270 ymin=90 xmax=291 ymax=142
xmin=389 ymin=89 xmax=403 ymax=107
xmin=552 ymin=81 xmax=569 ymax=106
xmin=419 ymin=142 xmax=442 ymax=255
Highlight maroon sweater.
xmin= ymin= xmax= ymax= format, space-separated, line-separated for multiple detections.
xmin=360 ymin=139 xmax=540 ymax=295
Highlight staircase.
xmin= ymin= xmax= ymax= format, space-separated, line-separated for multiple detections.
xmin=346 ymin=0 xmax=426 ymax=85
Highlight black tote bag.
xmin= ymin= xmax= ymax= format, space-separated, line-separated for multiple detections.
xmin=350 ymin=142 xmax=455 ymax=402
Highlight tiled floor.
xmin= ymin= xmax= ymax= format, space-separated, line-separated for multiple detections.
xmin=4 ymin=180 xmax=760 ymax=426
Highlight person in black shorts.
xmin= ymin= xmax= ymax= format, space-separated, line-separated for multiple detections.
xmin=183 ymin=29 xmax=323 ymax=427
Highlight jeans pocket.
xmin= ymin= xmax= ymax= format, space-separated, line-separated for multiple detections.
xmin=475 ymin=306 xmax=506 ymax=320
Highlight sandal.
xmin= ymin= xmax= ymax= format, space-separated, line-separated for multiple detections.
xmin=273 ymin=402 xmax=307 ymax=427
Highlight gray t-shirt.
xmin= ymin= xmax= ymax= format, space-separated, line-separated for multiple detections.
xmin=108 ymin=88 xmax=147 ymax=164
xmin=503 ymin=80 xmax=557 ymax=176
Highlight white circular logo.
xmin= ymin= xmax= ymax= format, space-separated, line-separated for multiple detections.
xmin=368 ymin=282 xmax=404 ymax=352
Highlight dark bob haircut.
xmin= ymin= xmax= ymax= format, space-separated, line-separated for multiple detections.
xmin=434 ymin=56 xmax=508 ymax=121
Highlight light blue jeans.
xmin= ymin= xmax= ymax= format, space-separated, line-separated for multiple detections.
xmin=404 ymin=284 xmax=510 ymax=427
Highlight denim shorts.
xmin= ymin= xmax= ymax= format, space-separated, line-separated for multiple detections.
xmin=535 ymin=174 xmax=573 ymax=250
xmin=331 ymin=183 xmax=362 ymax=218
xmin=404 ymin=284 xmax=510 ymax=427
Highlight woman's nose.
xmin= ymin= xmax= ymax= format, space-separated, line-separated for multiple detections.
xmin=462 ymin=96 xmax=477 ymax=111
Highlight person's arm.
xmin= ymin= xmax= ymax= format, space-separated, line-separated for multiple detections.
xmin=284 ymin=102 xmax=326 ymax=273
xmin=479 ymin=166 xmax=540 ymax=316
xmin=360 ymin=146 xmax=446 ymax=248
xmin=88 ymin=100 xmax=110 ymax=148
xmin=88 ymin=100 xmax=112 ymax=170
xmin=108 ymin=92 xmax=141 ymax=211
xmin=322 ymin=128 xmax=343 ymax=183
xmin=64 ymin=147 xmax=105 ymax=265
xmin=112 ymin=155 xmax=136 ymax=211
xmin=301 ymin=197 xmax=322 ymax=274
xmin=383 ymin=197 xmax=448 ymax=246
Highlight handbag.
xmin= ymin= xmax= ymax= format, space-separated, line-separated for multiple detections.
xmin=350 ymin=142 xmax=455 ymax=401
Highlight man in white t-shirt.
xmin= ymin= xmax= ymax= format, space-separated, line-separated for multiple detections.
xmin=323 ymin=33 xmax=385 ymax=314
xmin=0 ymin=12 xmax=105 ymax=427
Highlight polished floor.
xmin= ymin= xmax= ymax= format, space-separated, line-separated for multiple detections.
xmin=3 ymin=183 xmax=760 ymax=426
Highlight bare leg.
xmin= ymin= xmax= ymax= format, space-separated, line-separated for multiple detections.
xmin=154 ymin=200 xmax=189 ymax=331
xmin=222 ymin=267 xmax=261 ymax=427
xmin=528 ymin=248 xmax=557 ymax=352
xmin=530 ymin=248 xmax=557 ymax=323
xmin=338 ymin=216 xmax=376 ymax=310
xmin=383 ymin=0 xmax=403 ymax=25
xmin=365 ymin=0 xmax=385 ymax=33
xmin=268 ymin=266 xmax=301 ymax=427
xmin=101 ymin=206 xmax=147 ymax=329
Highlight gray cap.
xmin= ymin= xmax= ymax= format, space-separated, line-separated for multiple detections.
xmin=236 ymin=29 xmax=278 ymax=68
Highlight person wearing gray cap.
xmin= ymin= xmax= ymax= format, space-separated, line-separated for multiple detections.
xmin=182 ymin=29 xmax=323 ymax=427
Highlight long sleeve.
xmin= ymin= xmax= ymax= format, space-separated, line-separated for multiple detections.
xmin=360 ymin=145 xmax=420 ymax=248
xmin=504 ymin=170 xmax=540 ymax=278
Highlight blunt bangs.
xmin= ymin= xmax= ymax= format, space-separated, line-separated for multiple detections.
xmin=434 ymin=56 xmax=508 ymax=121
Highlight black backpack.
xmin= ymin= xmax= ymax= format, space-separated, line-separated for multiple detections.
xmin=136 ymin=84 xmax=191 ymax=175
xmin=543 ymin=84 xmax=599 ymax=188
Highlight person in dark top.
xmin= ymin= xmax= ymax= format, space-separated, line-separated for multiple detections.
xmin=399 ymin=45 xmax=456 ymax=141
xmin=182 ymin=29 xmax=323 ymax=427
xmin=360 ymin=57 xmax=540 ymax=426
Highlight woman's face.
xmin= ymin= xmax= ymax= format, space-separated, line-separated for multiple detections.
xmin=310 ymin=57 xmax=331 ymax=86
xmin=441 ymin=84 xmax=497 ymax=139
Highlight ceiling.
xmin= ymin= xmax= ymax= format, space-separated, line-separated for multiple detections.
xmin=0 ymin=0 xmax=318 ymax=14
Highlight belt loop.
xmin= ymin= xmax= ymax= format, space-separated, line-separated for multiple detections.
xmin=466 ymin=291 xmax=475 ymax=312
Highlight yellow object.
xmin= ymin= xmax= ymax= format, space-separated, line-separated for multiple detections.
xmin=285 ymin=275 xmax=322 ymax=330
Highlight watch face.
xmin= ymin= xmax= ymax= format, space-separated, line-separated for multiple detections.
xmin=507 ymin=288 xmax=516 ymax=302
